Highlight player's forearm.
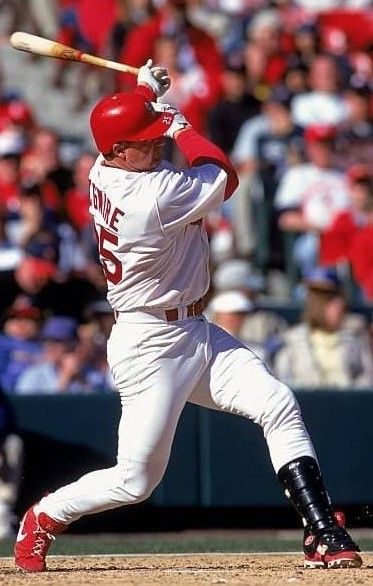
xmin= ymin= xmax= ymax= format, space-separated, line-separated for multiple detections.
xmin=175 ymin=128 xmax=239 ymax=200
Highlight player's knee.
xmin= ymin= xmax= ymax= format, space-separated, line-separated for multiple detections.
xmin=114 ymin=460 xmax=164 ymax=504
xmin=260 ymin=382 xmax=300 ymax=436
xmin=119 ymin=478 xmax=154 ymax=503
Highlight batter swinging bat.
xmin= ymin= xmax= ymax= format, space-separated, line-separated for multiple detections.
xmin=10 ymin=31 xmax=139 ymax=76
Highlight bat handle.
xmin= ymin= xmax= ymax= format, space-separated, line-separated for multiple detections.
xmin=80 ymin=53 xmax=139 ymax=76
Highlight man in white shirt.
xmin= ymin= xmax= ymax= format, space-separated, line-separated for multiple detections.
xmin=291 ymin=55 xmax=348 ymax=128
xmin=275 ymin=124 xmax=350 ymax=275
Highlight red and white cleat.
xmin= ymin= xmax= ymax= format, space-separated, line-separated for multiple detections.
xmin=303 ymin=511 xmax=362 ymax=569
xmin=14 ymin=505 xmax=67 ymax=572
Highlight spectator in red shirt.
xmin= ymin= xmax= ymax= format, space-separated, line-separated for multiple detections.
xmin=320 ymin=166 xmax=373 ymax=301
xmin=0 ymin=132 xmax=24 ymax=216
xmin=53 ymin=0 xmax=119 ymax=109
xmin=118 ymin=0 xmax=223 ymax=133
xmin=20 ymin=128 xmax=72 ymax=213
xmin=65 ymin=153 xmax=95 ymax=231
xmin=151 ymin=33 xmax=215 ymax=135
xmin=0 ymin=98 xmax=34 ymax=136
xmin=76 ymin=0 xmax=118 ymax=55
xmin=244 ymin=9 xmax=287 ymax=99
xmin=109 ymin=0 xmax=154 ymax=62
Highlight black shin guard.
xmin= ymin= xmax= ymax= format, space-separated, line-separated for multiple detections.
xmin=277 ymin=456 xmax=336 ymax=533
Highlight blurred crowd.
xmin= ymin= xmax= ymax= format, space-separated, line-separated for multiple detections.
xmin=0 ymin=0 xmax=372 ymax=395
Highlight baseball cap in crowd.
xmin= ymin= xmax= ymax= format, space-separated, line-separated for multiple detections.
xmin=22 ymin=236 xmax=59 ymax=279
xmin=41 ymin=316 xmax=78 ymax=342
xmin=6 ymin=100 xmax=34 ymax=128
xmin=209 ymin=291 xmax=253 ymax=314
xmin=295 ymin=22 xmax=318 ymax=36
xmin=304 ymin=125 xmax=337 ymax=143
xmin=347 ymin=77 xmax=372 ymax=99
xmin=7 ymin=295 xmax=42 ymax=320
xmin=213 ymin=259 xmax=265 ymax=293
xmin=347 ymin=164 xmax=371 ymax=183
xmin=247 ymin=9 xmax=280 ymax=37
xmin=224 ymin=56 xmax=246 ymax=75
xmin=0 ymin=129 xmax=25 ymax=157
xmin=322 ymin=26 xmax=347 ymax=55
xmin=303 ymin=267 xmax=341 ymax=292
xmin=24 ymin=231 xmax=59 ymax=266
xmin=219 ymin=0 xmax=246 ymax=15
xmin=266 ymin=86 xmax=293 ymax=109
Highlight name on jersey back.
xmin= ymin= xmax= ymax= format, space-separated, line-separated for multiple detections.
xmin=89 ymin=181 xmax=125 ymax=232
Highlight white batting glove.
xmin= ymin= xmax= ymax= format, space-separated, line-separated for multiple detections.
xmin=151 ymin=102 xmax=190 ymax=138
xmin=137 ymin=59 xmax=171 ymax=98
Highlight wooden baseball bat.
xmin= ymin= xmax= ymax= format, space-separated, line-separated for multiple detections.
xmin=10 ymin=31 xmax=139 ymax=75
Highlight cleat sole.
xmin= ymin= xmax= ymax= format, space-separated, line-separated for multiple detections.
xmin=304 ymin=553 xmax=362 ymax=570
xmin=304 ymin=560 xmax=326 ymax=569
xmin=327 ymin=555 xmax=363 ymax=569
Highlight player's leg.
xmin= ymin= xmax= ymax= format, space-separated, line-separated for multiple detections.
xmin=189 ymin=322 xmax=361 ymax=569
xmin=15 ymin=317 xmax=207 ymax=572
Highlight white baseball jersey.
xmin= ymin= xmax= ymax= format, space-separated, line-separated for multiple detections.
xmin=88 ymin=155 xmax=227 ymax=311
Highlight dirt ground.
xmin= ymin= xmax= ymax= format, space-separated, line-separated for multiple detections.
xmin=1 ymin=553 xmax=373 ymax=585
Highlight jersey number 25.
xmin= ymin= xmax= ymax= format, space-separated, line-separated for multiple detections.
xmin=95 ymin=225 xmax=122 ymax=285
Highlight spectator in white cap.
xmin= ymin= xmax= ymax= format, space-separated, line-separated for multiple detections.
xmin=0 ymin=129 xmax=25 ymax=159
xmin=209 ymin=290 xmax=253 ymax=337
xmin=213 ymin=258 xmax=264 ymax=295
xmin=212 ymin=259 xmax=288 ymax=347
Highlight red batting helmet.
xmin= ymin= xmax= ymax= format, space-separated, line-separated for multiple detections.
xmin=90 ymin=91 xmax=172 ymax=153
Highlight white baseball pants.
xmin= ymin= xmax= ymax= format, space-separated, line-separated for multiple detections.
xmin=39 ymin=313 xmax=316 ymax=524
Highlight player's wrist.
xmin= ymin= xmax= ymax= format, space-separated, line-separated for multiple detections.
xmin=135 ymin=84 xmax=156 ymax=101
xmin=165 ymin=112 xmax=190 ymax=138
xmin=172 ymin=126 xmax=192 ymax=140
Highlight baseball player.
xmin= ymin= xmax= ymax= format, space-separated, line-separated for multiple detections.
xmin=14 ymin=60 xmax=361 ymax=572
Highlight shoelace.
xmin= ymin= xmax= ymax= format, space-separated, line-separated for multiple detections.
xmin=31 ymin=524 xmax=55 ymax=558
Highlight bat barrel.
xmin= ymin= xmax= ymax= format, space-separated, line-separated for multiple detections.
xmin=10 ymin=31 xmax=139 ymax=75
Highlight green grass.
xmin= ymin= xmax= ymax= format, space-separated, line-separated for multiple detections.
xmin=3 ymin=533 xmax=373 ymax=556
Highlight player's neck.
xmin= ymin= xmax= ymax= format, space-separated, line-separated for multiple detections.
xmin=102 ymin=159 xmax=123 ymax=170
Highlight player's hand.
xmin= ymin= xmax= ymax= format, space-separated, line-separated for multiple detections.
xmin=137 ymin=59 xmax=171 ymax=97
xmin=151 ymin=102 xmax=190 ymax=138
